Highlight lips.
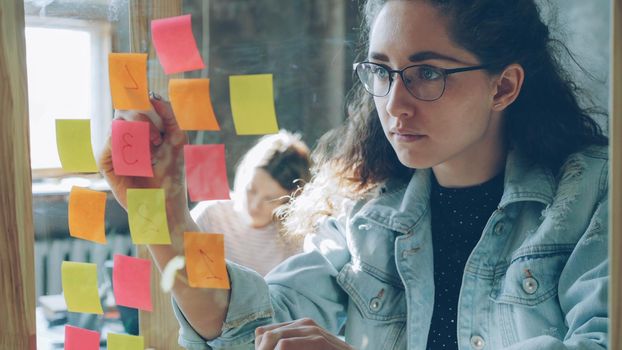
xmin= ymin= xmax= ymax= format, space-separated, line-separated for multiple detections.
xmin=390 ymin=129 xmax=426 ymax=142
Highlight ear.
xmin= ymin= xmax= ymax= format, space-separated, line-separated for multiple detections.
xmin=491 ymin=64 xmax=524 ymax=112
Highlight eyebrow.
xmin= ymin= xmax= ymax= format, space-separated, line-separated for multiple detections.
xmin=369 ymin=51 xmax=467 ymax=65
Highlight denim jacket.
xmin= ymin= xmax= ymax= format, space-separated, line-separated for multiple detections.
xmin=172 ymin=145 xmax=609 ymax=350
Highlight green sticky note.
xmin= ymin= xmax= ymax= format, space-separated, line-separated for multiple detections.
xmin=229 ymin=74 xmax=279 ymax=135
xmin=127 ymin=188 xmax=171 ymax=244
xmin=55 ymin=119 xmax=98 ymax=173
xmin=107 ymin=333 xmax=144 ymax=350
xmin=61 ymin=261 xmax=103 ymax=314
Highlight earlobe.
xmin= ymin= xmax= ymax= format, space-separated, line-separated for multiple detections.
xmin=492 ymin=64 xmax=525 ymax=112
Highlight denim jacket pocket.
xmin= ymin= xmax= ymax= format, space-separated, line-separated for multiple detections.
xmin=489 ymin=249 xmax=570 ymax=307
xmin=337 ymin=261 xmax=407 ymax=322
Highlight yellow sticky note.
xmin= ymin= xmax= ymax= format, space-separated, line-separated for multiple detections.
xmin=68 ymin=186 xmax=107 ymax=244
xmin=169 ymin=79 xmax=220 ymax=131
xmin=55 ymin=119 xmax=98 ymax=173
xmin=107 ymin=333 xmax=144 ymax=350
xmin=127 ymin=188 xmax=171 ymax=244
xmin=61 ymin=261 xmax=103 ymax=314
xmin=229 ymin=74 xmax=279 ymax=135
xmin=108 ymin=53 xmax=151 ymax=110
xmin=184 ymin=232 xmax=230 ymax=289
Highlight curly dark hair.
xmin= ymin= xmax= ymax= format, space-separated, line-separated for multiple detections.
xmin=321 ymin=0 xmax=607 ymax=192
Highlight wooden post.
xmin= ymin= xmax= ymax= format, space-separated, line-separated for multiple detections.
xmin=129 ymin=1 xmax=185 ymax=348
xmin=610 ymin=0 xmax=621 ymax=348
xmin=0 ymin=1 xmax=37 ymax=349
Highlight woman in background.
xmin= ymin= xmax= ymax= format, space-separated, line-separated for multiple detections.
xmin=191 ymin=130 xmax=311 ymax=276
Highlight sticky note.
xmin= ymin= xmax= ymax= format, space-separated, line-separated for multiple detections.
xmin=55 ymin=119 xmax=98 ymax=173
xmin=169 ymin=79 xmax=220 ymax=130
xmin=184 ymin=144 xmax=231 ymax=202
xmin=61 ymin=261 xmax=103 ymax=314
xmin=64 ymin=325 xmax=100 ymax=350
xmin=107 ymin=333 xmax=144 ymax=350
xmin=151 ymin=14 xmax=205 ymax=74
xmin=127 ymin=188 xmax=171 ymax=244
xmin=112 ymin=254 xmax=152 ymax=311
xmin=184 ymin=232 xmax=230 ymax=289
xmin=108 ymin=53 xmax=151 ymax=110
xmin=68 ymin=186 xmax=107 ymax=244
xmin=111 ymin=119 xmax=153 ymax=177
xmin=229 ymin=74 xmax=279 ymax=135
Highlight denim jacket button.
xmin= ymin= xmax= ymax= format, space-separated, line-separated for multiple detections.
xmin=522 ymin=277 xmax=539 ymax=294
xmin=470 ymin=335 xmax=485 ymax=350
xmin=493 ymin=221 xmax=505 ymax=235
xmin=358 ymin=223 xmax=372 ymax=231
xmin=369 ymin=297 xmax=382 ymax=312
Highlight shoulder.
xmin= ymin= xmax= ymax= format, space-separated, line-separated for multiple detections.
xmin=556 ymin=144 xmax=608 ymax=200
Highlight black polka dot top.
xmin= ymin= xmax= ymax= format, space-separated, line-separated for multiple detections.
xmin=425 ymin=171 xmax=505 ymax=350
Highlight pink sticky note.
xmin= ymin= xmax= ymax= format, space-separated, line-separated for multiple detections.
xmin=184 ymin=144 xmax=231 ymax=202
xmin=151 ymin=14 xmax=205 ymax=74
xmin=111 ymin=120 xmax=153 ymax=177
xmin=112 ymin=254 xmax=152 ymax=311
xmin=65 ymin=325 xmax=100 ymax=350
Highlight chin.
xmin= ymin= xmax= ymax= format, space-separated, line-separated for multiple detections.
xmin=395 ymin=151 xmax=436 ymax=170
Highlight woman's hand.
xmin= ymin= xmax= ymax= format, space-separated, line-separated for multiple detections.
xmin=98 ymin=96 xmax=188 ymax=215
xmin=255 ymin=318 xmax=354 ymax=350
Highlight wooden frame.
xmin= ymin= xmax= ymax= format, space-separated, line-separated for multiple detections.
xmin=129 ymin=1 xmax=184 ymax=348
xmin=0 ymin=1 xmax=36 ymax=349
xmin=610 ymin=0 xmax=622 ymax=348
xmin=0 ymin=0 xmax=619 ymax=348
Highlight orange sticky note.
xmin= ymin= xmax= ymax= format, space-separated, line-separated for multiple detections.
xmin=108 ymin=53 xmax=151 ymax=110
xmin=111 ymin=120 xmax=153 ymax=177
xmin=169 ymin=79 xmax=220 ymax=130
xmin=112 ymin=254 xmax=152 ymax=311
xmin=126 ymin=188 xmax=171 ymax=244
xmin=61 ymin=261 xmax=103 ymax=314
xmin=151 ymin=14 xmax=205 ymax=74
xmin=107 ymin=333 xmax=144 ymax=350
xmin=65 ymin=325 xmax=100 ymax=350
xmin=229 ymin=74 xmax=279 ymax=135
xmin=184 ymin=144 xmax=231 ymax=202
xmin=55 ymin=119 xmax=98 ymax=173
xmin=184 ymin=232 xmax=230 ymax=289
xmin=68 ymin=186 xmax=107 ymax=244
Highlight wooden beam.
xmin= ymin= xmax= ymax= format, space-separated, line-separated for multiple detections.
xmin=129 ymin=1 xmax=185 ymax=348
xmin=0 ymin=1 xmax=36 ymax=349
xmin=610 ymin=0 xmax=622 ymax=348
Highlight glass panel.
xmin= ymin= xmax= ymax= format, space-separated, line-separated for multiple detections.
xmin=25 ymin=0 xmax=611 ymax=349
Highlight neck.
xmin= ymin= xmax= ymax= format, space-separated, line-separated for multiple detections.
xmin=432 ymin=116 xmax=506 ymax=188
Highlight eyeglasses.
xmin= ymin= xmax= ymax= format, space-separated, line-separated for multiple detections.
xmin=354 ymin=62 xmax=489 ymax=101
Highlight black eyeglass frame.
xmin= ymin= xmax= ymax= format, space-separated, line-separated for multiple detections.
xmin=353 ymin=61 xmax=490 ymax=101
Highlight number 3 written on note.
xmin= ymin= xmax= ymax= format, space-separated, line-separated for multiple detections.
xmin=122 ymin=132 xmax=139 ymax=165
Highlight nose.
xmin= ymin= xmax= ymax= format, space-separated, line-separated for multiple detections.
xmin=384 ymin=74 xmax=415 ymax=119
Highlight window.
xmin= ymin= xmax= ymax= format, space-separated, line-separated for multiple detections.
xmin=26 ymin=16 xmax=111 ymax=173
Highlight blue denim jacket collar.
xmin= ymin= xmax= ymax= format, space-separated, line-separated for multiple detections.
xmin=354 ymin=149 xmax=557 ymax=235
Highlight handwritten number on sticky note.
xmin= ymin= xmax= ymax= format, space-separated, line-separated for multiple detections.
xmin=124 ymin=64 xmax=139 ymax=90
xmin=122 ymin=133 xmax=138 ymax=165
xmin=198 ymin=248 xmax=222 ymax=281
xmin=138 ymin=203 xmax=159 ymax=236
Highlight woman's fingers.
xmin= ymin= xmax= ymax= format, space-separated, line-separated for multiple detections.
xmin=255 ymin=320 xmax=301 ymax=336
xmin=256 ymin=326 xmax=321 ymax=350
xmin=151 ymin=97 xmax=183 ymax=135
xmin=254 ymin=318 xmax=355 ymax=350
